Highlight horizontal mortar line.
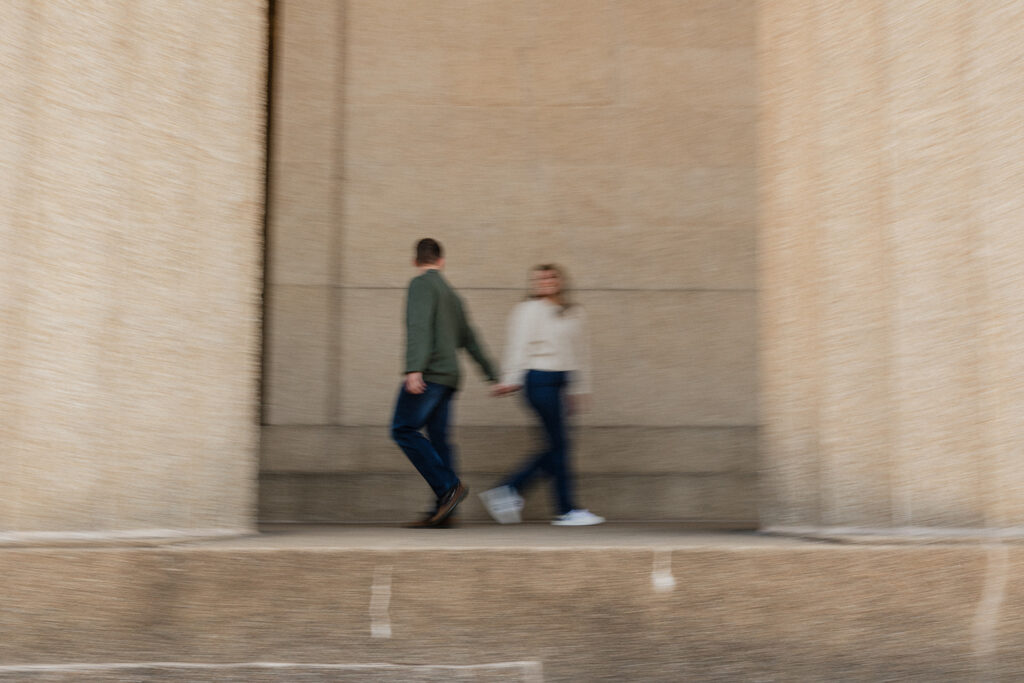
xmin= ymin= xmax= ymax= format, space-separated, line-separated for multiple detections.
xmin=260 ymin=471 xmax=756 ymax=478
xmin=0 ymin=528 xmax=246 ymax=542
xmin=273 ymin=285 xmax=757 ymax=293
xmin=189 ymin=542 xmax=762 ymax=551
xmin=261 ymin=424 xmax=760 ymax=429
xmin=133 ymin=542 xmax=763 ymax=553
xmin=239 ymin=521 xmax=758 ymax=529
xmin=340 ymin=103 xmax=758 ymax=111
xmin=0 ymin=661 xmax=542 ymax=672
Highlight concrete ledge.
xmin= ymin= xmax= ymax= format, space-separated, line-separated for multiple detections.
xmin=766 ymin=525 xmax=1024 ymax=544
xmin=0 ymin=661 xmax=543 ymax=682
xmin=0 ymin=528 xmax=254 ymax=549
xmin=1 ymin=526 xmax=1018 ymax=680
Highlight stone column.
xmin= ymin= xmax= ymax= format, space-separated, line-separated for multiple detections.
xmin=0 ymin=2 xmax=267 ymax=539
xmin=759 ymin=0 xmax=1024 ymax=532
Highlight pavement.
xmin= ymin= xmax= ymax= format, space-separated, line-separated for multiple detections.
xmin=186 ymin=522 xmax=797 ymax=550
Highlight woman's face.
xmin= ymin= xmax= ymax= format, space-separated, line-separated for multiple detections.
xmin=532 ymin=269 xmax=561 ymax=298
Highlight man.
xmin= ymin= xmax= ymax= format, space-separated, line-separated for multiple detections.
xmin=391 ymin=238 xmax=499 ymax=527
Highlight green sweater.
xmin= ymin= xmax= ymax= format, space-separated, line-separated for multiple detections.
xmin=404 ymin=269 xmax=498 ymax=389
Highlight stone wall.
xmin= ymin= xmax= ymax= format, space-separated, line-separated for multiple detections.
xmin=262 ymin=0 xmax=758 ymax=522
xmin=0 ymin=3 xmax=267 ymax=535
xmin=760 ymin=0 xmax=1024 ymax=530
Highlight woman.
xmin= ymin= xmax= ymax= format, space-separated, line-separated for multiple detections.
xmin=481 ymin=264 xmax=605 ymax=526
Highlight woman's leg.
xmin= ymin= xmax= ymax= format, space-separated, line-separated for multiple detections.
xmin=510 ymin=371 xmax=574 ymax=515
xmin=542 ymin=378 xmax=574 ymax=516
xmin=504 ymin=373 xmax=550 ymax=494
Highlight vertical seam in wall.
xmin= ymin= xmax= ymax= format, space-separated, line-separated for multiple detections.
xmin=755 ymin=0 xmax=785 ymax=527
xmin=807 ymin=2 xmax=825 ymax=528
xmin=327 ymin=0 xmax=348 ymax=425
xmin=876 ymin=1 xmax=903 ymax=528
xmin=750 ymin=0 xmax=761 ymax=523
xmin=184 ymin=1 xmax=208 ymax=528
xmin=958 ymin=4 xmax=989 ymax=527
xmin=871 ymin=0 xmax=895 ymax=528
xmin=118 ymin=0 xmax=138 ymax=529
xmin=258 ymin=0 xmax=276 ymax=427
xmin=753 ymin=0 xmax=764 ymax=526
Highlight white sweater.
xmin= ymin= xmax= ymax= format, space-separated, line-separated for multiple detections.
xmin=500 ymin=299 xmax=591 ymax=394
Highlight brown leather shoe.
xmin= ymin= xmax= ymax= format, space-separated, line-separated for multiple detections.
xmin=405 ymin=513 xmax=458 ymax=529
xmin=427 ymin=482 xmax=468 ymax=526
xmin=404 ymin=512 xmax=435 ymax=528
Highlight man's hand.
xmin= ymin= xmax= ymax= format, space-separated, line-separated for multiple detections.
xmin=405 ymin=372 xmax=427 ymax=394
xmin=491 ymin=384 xmax=522 ymax=397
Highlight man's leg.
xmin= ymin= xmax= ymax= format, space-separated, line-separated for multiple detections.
xmin=391 ymin=382 xmax=458 ymax=498
xmin=425 ymin=388 xmax=455 ymax=481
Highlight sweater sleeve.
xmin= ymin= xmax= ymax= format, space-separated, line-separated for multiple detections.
xmin=404 ymin=277 xmax=434 ymax=374
xmin=462 ymin=310 xmax=499 ymax=382
xmin=500 ymin=303 xmax=529 ymax=387
xmin=568 ymin=307 xmax=591 ymax=395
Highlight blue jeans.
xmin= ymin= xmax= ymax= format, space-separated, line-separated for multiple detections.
xmin=390 ymin=381 xmax=458 ymax=499
xmin=505 ymin=370 xmax=575 ymax=515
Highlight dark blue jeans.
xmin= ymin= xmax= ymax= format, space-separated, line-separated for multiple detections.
xmin=505 ymin=370 xmax=575 ymax=515
xmin=390 ymin=381 xmax=458 ymax=499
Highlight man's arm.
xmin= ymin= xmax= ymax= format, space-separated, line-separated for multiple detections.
xmin=460 ymin=306 xmax=498 ymax=382
xmin=404 ymin=278 xmax=434 ymax=392
xmin=464 ymin=325 xmax=498 ymax=382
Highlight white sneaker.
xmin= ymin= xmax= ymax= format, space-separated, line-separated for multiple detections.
xmin=479 ymin=486 xmax=524 ymax=524
xmin=551 ymin=509 xmax=605 ymax=526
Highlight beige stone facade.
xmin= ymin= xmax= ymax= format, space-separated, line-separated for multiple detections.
xmin=7 ymin=1 xmax=1023 ymax=536
xmin=262 ymin=0 xmax=759 ymax=522
xmin=8 ymin=3 xmax=1024 ymax=679
xmin=759 ymin=0 xmax=1024 ymax=531
xmin=0 ymin=3 xmax=267 ymax=535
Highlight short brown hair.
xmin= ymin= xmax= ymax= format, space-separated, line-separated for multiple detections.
xmin=415 ymin=238 xmax=443 ymax=265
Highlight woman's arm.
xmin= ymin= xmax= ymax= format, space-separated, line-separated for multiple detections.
xmin=498 ymin=302 xmax=529 ymax=389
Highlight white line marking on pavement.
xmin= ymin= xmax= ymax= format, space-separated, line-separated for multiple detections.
xmin=973 ymin=543 xmax=1009 ymax=678
xmin=370 ymin=564 xmax=393 ymax=638
xmin=651 ymin=549 xmax=676 ymax=592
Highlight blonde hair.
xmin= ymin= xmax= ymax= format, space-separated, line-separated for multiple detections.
xmin=530 ymin=263 xmax=574 ymax=313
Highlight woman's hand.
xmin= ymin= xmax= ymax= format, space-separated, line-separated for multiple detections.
xmin=491 ymin=384 xmax=522 ymax=397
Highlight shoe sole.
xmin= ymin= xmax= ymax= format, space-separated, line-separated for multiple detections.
xmin=488 ymin=508 xmax=522 ymax=524
xmin=429 ymin=485 xmax=468 ymax=526
xmin=405 ymin=517 xmax=458 ymax=529
xmin=551 ymin=518 xmax=605 ymax=526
